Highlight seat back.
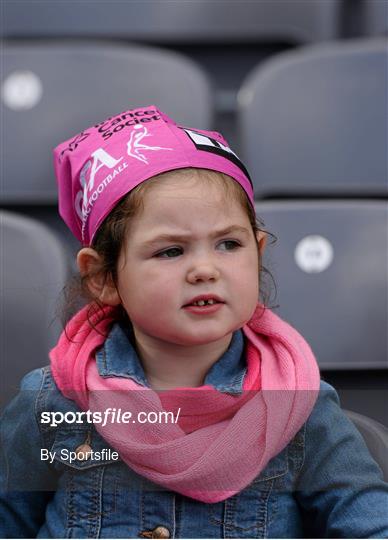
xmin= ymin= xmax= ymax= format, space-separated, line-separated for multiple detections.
xmin=1 ymin=211 xmax=69 ymax=411
xmin=362 ymin=0 xmax=388 ymax=37
xmin=257 ymin=200 xmax=388 ymax=370
xmin=2 ymin=41 xmax=212 ymax=203
xmin=239 ymin=39 xmax=388 ymax=197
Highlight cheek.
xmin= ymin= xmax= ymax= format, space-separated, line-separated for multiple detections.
xmin=146 ymin=266 xmax=179 ymax=296
xmin=238 ymin=250 xmax=260 ymax=279
xmin=119 ymin=266 xmax=177 ymax=306
xmin=237 ymin=254 xmax=260 ymax=299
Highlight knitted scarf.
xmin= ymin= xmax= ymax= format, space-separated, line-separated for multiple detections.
xmin=50 ymin=303 xmax=320 ymax=503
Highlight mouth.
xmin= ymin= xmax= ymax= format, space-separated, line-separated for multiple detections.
xmin=182 ymin=295 xmax=225 ymax=308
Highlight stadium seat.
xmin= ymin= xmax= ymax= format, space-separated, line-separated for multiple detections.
xmin=2 ymin=0 xmax=341 ymax=43
xmin=0 ymin=211 xmax=70 ymax=411
xmin=256 ymin=200 xmax=388 ymax=370
xmin=239 ymin=38 xmax=388 ymax=197
xmin=362 ymin=0 xmax=388 ymax=37
xmin=1 ymin=41 xmax=212 ymax=203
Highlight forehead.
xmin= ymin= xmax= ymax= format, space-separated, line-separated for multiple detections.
xmin=134 ymin=174 xmax=248 ymax=231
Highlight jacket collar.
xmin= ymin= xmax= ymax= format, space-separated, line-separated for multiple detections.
xmin=96 ymin=322 xmax=246 ymax=394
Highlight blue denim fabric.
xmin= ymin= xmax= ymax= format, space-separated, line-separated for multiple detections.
xmin=96 ymin=323 xmax=247 ymax=394
xmin=1 ymin=327 xmax=388 ymax=538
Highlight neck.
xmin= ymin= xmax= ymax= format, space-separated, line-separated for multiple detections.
xmin=131 ymin=329 xmax=233 ymax=390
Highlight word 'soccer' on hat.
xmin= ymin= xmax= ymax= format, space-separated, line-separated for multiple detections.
xmin=53 ymin=105 xmax=254 ymax=246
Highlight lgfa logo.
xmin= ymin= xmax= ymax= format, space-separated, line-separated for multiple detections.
xmin=74 ymin=125 xmax=173 ymax=239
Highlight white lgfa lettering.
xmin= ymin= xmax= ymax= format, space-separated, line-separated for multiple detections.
xmin=79 ymin=148 xmax=123 ymax=211
xmin=88 ymin=148 xmax=123 ymax=190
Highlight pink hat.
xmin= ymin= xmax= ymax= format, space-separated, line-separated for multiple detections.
xmin=53 ymin=105 xmax=254 ymax=246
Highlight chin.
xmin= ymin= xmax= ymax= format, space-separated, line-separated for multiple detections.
xmin=174 ymin=327 xmax=237 ymax=346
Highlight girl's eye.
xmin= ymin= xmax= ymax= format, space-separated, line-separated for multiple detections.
xmin=154 ymin=241 xmax=241 ymax=258
xmin=155 ymin=247 xmax=183 ymax=258
xmin=218 ymin=240 xmax=241 ymax=251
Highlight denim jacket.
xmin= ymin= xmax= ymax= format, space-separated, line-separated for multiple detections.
xmin=1 ymin=323 xmax=388 ymax=539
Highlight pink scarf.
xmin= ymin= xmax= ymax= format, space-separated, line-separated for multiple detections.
xmin=50 ymin=303 xmax=320 ymax=503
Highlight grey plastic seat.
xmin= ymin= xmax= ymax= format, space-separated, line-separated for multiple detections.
xmin=2 ymin=0 xmax=341 ymax=43
xmin=0 ymin=211 xmax=70 ymax=411
xmin=257 ymin=200 xmax=388 ymax=370
xmin=1 ymin=41 xmax=212 ymax=203
xmin=239 ymin=39 xmax=388 ymax=197
xmin=344 ymin=410 xmax=388 ymax=481
xmin=362 ymin=0 xmax=388 ymax=37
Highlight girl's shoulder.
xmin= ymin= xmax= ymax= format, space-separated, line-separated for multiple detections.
xmin=309 ymin=379 xmax=347 ymax=423
xmin=8 ymin=365 xmax=83 ymax=421
xmin=303 ymin=379 xmax=357 ymax=444
xmin=300 ymin=379 xmax=385 ymax=484
xmin=19 ymin=365 xmax=64 ymax=394
xmin=18 ymin=365 xmax=51 ymax=391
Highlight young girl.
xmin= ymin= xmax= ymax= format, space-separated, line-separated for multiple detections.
xmin=1 ymin=105 xmax=387 ymax=539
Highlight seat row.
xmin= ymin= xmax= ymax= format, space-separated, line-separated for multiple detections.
xmin=2 ymin=38 xmax=387 ymax=202
xmin=2 ymin=0 xmax=387 ymax=43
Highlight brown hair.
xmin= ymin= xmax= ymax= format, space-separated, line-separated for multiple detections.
xmin=60 ymin=168 xmax=277 ymax=330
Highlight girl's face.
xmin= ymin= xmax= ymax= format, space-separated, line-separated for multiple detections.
xmin=114 ymin=175 xmax=265 ymax=347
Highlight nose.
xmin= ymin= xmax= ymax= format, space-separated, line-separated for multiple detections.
xmin=186 ymin=259 xmax=220 ymax=284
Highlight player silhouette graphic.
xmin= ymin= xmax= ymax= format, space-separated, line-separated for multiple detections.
xmin=127 ymin=124 xmax=173 ymax=164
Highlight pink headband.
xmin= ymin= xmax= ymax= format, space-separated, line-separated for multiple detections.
xmin=53 ymin=105 xmax=254 ymax=246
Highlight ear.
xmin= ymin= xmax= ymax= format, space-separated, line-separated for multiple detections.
xmin=76 ymin=248 xmax=121 ymax=306
xmin=256 ymin=230 xmax=267 ymax=257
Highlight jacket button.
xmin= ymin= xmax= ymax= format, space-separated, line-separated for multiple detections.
xmin=139 ymin=526 xmax=171 ymax=538
xmin=152 ymin=527 xmax=170 ymax=539
xmin=75 ymin=443 xmax=92 ymax=461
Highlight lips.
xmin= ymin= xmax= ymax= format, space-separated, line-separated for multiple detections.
xmin=183 ymin=294 xmax=225 ymax=307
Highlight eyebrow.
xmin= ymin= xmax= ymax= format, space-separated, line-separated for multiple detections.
xmin=143 ymin=225 xmax=251 ymax=247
